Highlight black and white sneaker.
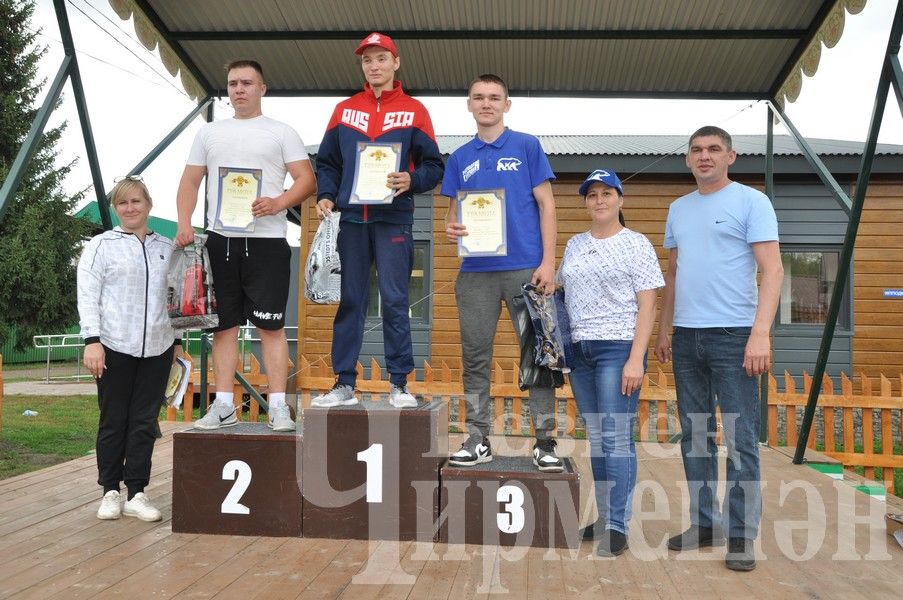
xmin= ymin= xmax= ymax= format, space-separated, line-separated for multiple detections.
xmin=448 ymin=437 xmax=492 ymax=466
xmin=532 ymin=438 xmax=564 ymax=472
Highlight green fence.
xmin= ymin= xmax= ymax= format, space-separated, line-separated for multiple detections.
xmin=0 ymin=326 xmax=81 ymax=364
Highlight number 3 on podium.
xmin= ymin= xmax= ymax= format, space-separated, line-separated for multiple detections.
xmin=497 ymin=484 xmax=525 ymax=533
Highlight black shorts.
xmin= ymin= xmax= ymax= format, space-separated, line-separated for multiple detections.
xmin=205 ymin=231 xmax=291 ymax=331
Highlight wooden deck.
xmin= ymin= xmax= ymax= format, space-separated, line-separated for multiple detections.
xmin=1 ymin=422 xmax=900 ymax=599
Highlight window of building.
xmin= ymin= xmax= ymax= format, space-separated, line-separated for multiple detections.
xmin=778 ymin=247 xmax=850 ymax=330
xmin=365 ymin=240 xmax=431 ymax=324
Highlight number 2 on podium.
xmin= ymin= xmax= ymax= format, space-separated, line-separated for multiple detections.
xmin=221 ymin=459 xmax=252 ymax=515
xmin=357 ymin=443 xmax=383 ymax=503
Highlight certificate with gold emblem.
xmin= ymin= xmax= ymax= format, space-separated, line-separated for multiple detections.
xmin=350 ymin=142 xmax=402 ymax=204
xmin=214 ymin=167 xmax=261 ymax=232
xmin=457 ymin=189 xmax=507 ymax=257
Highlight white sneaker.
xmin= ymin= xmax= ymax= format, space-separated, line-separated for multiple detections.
xmin=194 ymin=402 xmax=238 ymax=430
xmin=311 ymin=384 xmax=358 ymax=407
xmin=97 ymin=490 xmax=121 ymax=520
xmin=268 ymin=404 xmax=295 ymax=432
xmin=389 ymin=384 xmax=418 ymax=408
xmin=122 ymin=492 xmax=162 ymax=522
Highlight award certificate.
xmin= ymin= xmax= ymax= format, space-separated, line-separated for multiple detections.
xmin=457 ymin=189 xmax=507 ymax=257
xmin=214 ymin=167 xmax=261 ymax=232
xmin=350 ymin=142 xmax=402 ymax=204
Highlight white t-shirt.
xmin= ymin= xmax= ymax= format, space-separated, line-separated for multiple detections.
xmin=559 ymin=228 xmax=664 ymax=341
xmin=187 ymin=116 xmax=310 ymax=238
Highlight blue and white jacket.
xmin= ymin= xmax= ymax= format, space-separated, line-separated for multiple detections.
xmin=316 ymin=81 xmax=444 ymax=224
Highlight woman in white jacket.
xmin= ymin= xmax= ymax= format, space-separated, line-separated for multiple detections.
xmin=77 ymin=177 xmax=181 ymax=522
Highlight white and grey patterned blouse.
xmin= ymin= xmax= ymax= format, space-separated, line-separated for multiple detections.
xmin=77 ymin=227 xmax=178 ymax=358
xmin=558 ymin=228 xmax=664 ymax=342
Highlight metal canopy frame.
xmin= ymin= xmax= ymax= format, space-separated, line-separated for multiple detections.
xmin=1 ymin=0 xmax=901 ymax=438
xmin=0 ymin=0 xmax=216 ymax=228
xmin=791 ymin=0 xmax=903 ymax=464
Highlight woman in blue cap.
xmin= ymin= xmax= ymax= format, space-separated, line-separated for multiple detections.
xmin=558 ymin=169 xmax=664 ymax=556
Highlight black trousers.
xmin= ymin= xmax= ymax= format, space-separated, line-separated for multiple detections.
xmin=96 ymin=344 xmax=174 ymax=495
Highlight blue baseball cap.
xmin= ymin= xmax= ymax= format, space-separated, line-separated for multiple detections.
xmin=579 ymin=169 xmax=624 ymax=196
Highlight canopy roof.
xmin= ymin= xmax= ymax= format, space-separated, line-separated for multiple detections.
xmin=111 ymin=0 xmax=866 ymax=104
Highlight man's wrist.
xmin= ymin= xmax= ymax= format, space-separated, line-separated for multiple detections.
xmin=750 ymin=326 xmax=770 ymax=337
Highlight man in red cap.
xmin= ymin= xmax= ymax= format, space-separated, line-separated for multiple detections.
xmin=313 ymin=32 xmax=444 ymax=409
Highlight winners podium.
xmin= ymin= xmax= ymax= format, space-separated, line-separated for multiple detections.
xmin=172 ymin=397 xmax=580 ymax=548
xmin=301 ymin=399 xmax=447 ymax=541
xmin=439 ymin=456 xmax=580 ymax=549
xmin=172 ymin=423 xmax=302 ymax=537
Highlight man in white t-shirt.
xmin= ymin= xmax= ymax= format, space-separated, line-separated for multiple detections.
xmin=176 ymin=60 xmax=316 ymax=432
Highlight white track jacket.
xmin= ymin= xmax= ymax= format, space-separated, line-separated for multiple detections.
xmin=77 ymin=227 xmax=178 ymax=358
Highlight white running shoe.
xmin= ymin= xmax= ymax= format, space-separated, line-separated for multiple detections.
xmin=194 ymin=402 xmax=238 ymax=430
xmin=268 ymin=404 xmax=295 ymax=432
xmin=389 ymin=384 xmax=418 ymax=408
xmin=311 ymin=384 xmax=358 ymax=407
xmin=97 ymin=490 xmax=122 ymax=520
xmin=122 ymin=492 xmax=162 ymax=522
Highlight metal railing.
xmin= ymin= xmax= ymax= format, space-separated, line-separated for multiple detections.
xmin=32 ymin=333 xmax=88 ymax=382
xmin=29 ymin=325 xmax=301 ymax=383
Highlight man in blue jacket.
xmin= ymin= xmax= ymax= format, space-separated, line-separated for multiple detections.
xmin=443 ymin=74 xmax=561 ymax=472
xmin=312 ymin=33 xmax=444 ymax=408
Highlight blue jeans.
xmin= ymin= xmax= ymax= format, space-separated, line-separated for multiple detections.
xmin=569 ymin=340 xmax=641 ymax=534
xmin=672 ymin=327 xmax=762 ymax=540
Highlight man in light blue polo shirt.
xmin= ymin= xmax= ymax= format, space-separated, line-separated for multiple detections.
xmin=655 ymin=126 xmax=783 ymax=572
xmin=442 ymin=74 xmax=561 ymax=472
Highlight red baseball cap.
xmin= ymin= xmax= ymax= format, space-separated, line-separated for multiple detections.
xmin=354 ymin=32 xmax=398 ymax=57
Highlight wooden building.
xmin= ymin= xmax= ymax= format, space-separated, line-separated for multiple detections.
xmin=296 ymin=134 xmax=903 ymax=391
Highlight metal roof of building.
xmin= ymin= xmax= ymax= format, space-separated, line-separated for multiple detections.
xmin=110 ymin=0 xmax=866 ymax=105
xmin=307 ymin=134 xmax=903 ymax=157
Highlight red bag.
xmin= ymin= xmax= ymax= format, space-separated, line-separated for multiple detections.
xmin=180 ymin=264 xmax=204 ymax=316
xmin=167 ymin=234 xmax=219 ymax=329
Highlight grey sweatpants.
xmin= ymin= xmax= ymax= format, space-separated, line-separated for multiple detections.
xmin=455 ymin=268 xmax=555 ymax=440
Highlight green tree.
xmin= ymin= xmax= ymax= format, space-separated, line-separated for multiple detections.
xmin=0 ymin=0 xmax=90 ymax=349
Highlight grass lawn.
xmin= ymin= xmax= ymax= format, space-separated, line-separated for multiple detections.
xmin=1 ymin=394 xmax=98 ymax=479
xmin=0 ymin=393 xmax=265 ymax=481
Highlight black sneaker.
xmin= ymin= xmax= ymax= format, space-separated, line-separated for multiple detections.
xmin=532 ymin=438 xmax=564 ymax=472
xmin=596 ymin=529 xmax=629 ymax=557
xmin=725 ymin=537 xmax=756 ymax=571
xmin=448 ymin=437 xmax=492 ymax=466
xmin=667 ymin=525 xmax=726 ymax=550
xmin=579 ymin=517 xmax=607 ymax=540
